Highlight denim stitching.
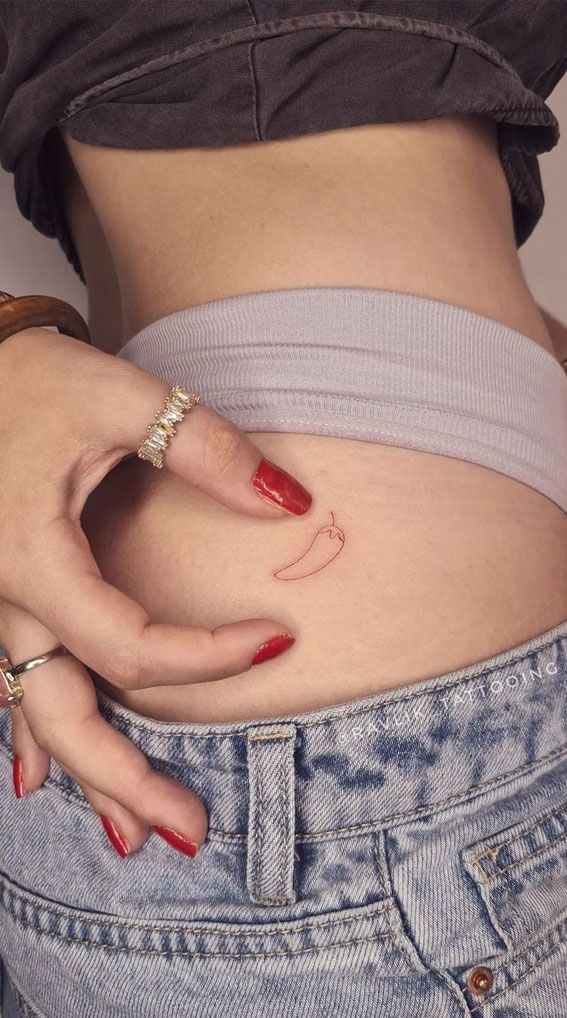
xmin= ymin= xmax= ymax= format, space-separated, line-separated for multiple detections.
xmin=0 ymin=883 xmax=392 ymax=935
xmin=474 ymin=801 xmax=567 ymax=858
xmin=500 ymin=866 xmax=532 ymax=942
xmin=472 ymin=827 xmax=567 ymax=883
xmin=249 ymin=734 xmax=289 ymax=904
xmin=293 ymin=746 xmax=567 ymax=840
xmin=278 ymin=737 xmax=289 ymax=902
xmin=470 ymin=847 xmax=499 ymax=878
xmin=248 ymin=730 xmax=292 ymax=740
xmin=487 ymin=830 xmax=567 ymax=879
xmin=251 ymin=738 xmax=264 ymax=902
xmin=0 ymin=891 xmax=395 ymax=957
xmin=368 ymin=837 xmax=427 ymax=975
xmin=385 ymin=909 xmax=422 ymax=974
xmin=479 ymin=914 xmax=567 ymax=977
xmin=468 ymin=922 xmax=567 ymax=1011
xmin=2 ymin=743 xmax=565 ymax=840
xmin=0 ymin=927 xmax=394 ymax=959
xmin=372 ymin=832 xmax=389 ymax=899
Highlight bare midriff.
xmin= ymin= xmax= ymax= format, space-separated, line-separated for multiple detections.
xmin=57 ymin=114 xmax=567 ymax=723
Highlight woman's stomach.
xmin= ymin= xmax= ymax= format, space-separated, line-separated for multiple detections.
xmin=58 ymin=112 xmax=567 ymax=723
xmin=61 ymin=114 xmax=555 ymax=353
xmin=82 ymin=434 xmax=567 ymax=723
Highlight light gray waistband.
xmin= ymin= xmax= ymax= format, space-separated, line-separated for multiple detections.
xmin=118 ymin=286 xmax=567 ymax=513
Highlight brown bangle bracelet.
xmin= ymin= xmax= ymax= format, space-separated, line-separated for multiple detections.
xmin=0 ymin=291 xmax=91 ymax=345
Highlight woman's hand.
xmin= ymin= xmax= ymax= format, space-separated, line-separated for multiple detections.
xmin=0 ymin=327 xmax=312 ymax=857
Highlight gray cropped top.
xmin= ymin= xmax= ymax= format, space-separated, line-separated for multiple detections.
xmin=118 ymin=286 xmax=567 ymax=514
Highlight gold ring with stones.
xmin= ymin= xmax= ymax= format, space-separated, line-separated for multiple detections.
xmin=137 ymin=385 xmax=201 ymax=469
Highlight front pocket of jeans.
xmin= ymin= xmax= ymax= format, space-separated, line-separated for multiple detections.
xmin=0 ymin=862 xmax=428 ymax=1018
xmin=0 ymin=864 xmax=414 ymax=963
xmin=461 ymin=798 xmax=567 ymax=950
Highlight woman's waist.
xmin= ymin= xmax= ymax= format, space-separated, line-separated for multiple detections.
xmin=84 ymin=432 xmax=567 ymax=724
xmin=63 ymin=114 xmax=553 ymax=351
xmin=118 ymin=285 xmax=567 ymax=516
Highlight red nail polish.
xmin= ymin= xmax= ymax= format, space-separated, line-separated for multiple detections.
xmin=152 ymin=825 xmax=199 ymax=858
xmin=252 ymin=459 xmax=312 ymax=515
xmin=251 ymin=633 xmax=295 ymax=666
xmin=12 ymin=755 xmax=25 ymax=798
xmin=99 ymin=815 xmax=130 ymax=858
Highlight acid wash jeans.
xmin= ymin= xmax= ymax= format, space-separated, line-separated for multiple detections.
xmin=0 ymin=620 xmax=566 ymax=1018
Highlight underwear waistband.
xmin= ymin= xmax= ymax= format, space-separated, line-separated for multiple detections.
xmin=118 ymin=286 xmax=567 ymax=513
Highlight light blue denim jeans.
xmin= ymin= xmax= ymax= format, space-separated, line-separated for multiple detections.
xmin=1 ymin=621 xmax=566 ymax=1017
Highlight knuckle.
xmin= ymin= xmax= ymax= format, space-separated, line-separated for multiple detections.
xmin=28 ymin=719 xmax=54 ymax=755
xmin=117 ymin=761 xmax=155 ymax=815
xmin=204 ymin=419 xmax=244 ymax=478
xmin=130 ymin=768 xmax=164 ymax=822
xmin=103 ymin=646 xmax=142 ymax=691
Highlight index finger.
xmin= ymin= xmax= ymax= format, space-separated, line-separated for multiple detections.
xmin=18 ymin=516 xmax=297 ymax=689
xmin=107 ymin=361 xmax=313 ymax=518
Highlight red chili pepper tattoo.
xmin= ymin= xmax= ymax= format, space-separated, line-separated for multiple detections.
xmin=273 ymin=510 xmax=345 ymax=580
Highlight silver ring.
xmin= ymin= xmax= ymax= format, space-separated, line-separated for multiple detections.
xmin=0 ymin=645 xmax=69 ymax=708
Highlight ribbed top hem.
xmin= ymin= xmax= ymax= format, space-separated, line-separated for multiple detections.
xmin=118 ymin=286 xmax=567 ymax=514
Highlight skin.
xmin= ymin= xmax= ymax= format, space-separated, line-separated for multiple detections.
xmin=7 ymin=113 xmax=567 ymax=858
xmin=272 ymin=511 xmax=346 ymax=580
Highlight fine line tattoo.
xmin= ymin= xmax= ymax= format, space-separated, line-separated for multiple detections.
xmin=273 ymin=510 xmax=345 ymax=580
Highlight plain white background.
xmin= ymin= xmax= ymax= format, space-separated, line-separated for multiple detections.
xmin=1 ymin=76 xmax=565 ymax=328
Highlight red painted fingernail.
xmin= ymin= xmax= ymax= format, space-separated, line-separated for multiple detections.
xmin=99 ymin=815 xmax=130 ymax=858
xmin=252 ymin=459 xmax=312 ymax=515
xmin=251 ymin=633 xmax=295 ymax=666
xmin=152 ymin=825 xmax=199 ymax=858
xmin=12 ymin=755 xmax=25 ymax=798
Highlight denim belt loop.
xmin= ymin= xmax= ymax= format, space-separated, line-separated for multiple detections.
xmin=246 ymin=722 xmax=298 ymax=906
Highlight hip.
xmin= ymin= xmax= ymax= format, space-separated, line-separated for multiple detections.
xmin=83 ymin=428 xmax=567 ymax=724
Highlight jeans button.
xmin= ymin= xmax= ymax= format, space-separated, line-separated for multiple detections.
xmin=466 ymin=965 xmax=494 ymax=996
